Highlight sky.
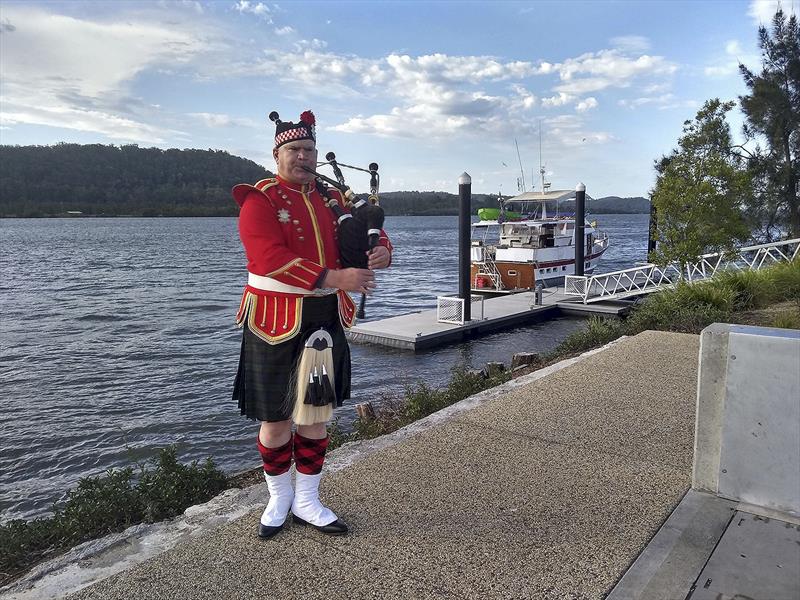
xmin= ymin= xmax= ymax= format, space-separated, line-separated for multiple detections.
xmin=0 ymin=0 xmax=795 ymax=198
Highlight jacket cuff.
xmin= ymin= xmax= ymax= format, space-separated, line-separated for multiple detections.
xmin=269 ymin=259 xmax=325 ymax=291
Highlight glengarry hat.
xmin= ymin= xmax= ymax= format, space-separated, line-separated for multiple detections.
xmin=270 ymin=110 xmax=316 ymax=148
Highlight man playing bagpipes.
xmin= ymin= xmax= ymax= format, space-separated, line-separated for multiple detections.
xmin=231 ymin=109 xmax=392 ymax=539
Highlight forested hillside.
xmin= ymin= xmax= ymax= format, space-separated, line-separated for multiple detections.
xmin=0 ymin=144 xmax=272 ymax=217
xmin=0 ymin=144 xmax=649 ymax=216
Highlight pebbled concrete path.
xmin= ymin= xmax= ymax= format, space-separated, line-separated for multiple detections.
xmin=52 ymin=330 xmax=699 ymax=600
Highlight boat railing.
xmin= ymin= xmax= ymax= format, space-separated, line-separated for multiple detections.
xmin=564 ymin=237 xmax=800 ymax=303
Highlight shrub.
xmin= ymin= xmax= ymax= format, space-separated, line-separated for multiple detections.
xmin=552 ymin=316 xmax=625 ymax=356
xmin=0 ymin=447 xmax=227 ymax=584
xmin=715 ymin=269 xmax=773 ymax=309
xmin=334 ymin=366 xmax=510 ymax=446
xmin=771 ymin=308 xmax=800 ymax=330
xmin=625 ymin=282 xmax=733 ymax=334
xmin=765 ymin=259 xmax=800 ymax=301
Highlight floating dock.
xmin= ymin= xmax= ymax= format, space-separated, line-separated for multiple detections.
xmin=347 ymin=287 xmax=630 ymax=351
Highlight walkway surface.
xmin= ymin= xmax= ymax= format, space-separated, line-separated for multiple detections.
xmin=50 ymin=330 xmax=700 ymax=600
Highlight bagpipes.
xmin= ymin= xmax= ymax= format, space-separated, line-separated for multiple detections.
xmin=300 ymin=153 xmax=385 ymax=319
xmin=289 ymin=157 xmax=385 ymax=426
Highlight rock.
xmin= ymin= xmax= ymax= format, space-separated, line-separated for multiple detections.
xmin=355 ymin=402 xmax=376 ymax=421
xmin=482 ymin=362 xmax=506 ymax=378
xmin=511 ymin=352 xmax=540 ymax=371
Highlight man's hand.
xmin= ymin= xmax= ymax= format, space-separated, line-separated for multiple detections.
xmin=367 ymin=245 xmax=390 ymax=270
xmin=322 ymin=268 xmax=376 ymax=294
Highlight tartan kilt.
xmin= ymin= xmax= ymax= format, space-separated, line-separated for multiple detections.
xmin=232 ymin=294 xmax=351 ymax=422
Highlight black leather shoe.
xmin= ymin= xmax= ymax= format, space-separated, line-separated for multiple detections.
xmin=292 ymin=514 xmax=348 ymax=535
xmin=258 ymin=523 xmax=283 ymax=539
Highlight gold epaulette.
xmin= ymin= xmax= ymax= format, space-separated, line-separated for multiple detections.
xmin=232 ymin=178 xmax=278 ymax=208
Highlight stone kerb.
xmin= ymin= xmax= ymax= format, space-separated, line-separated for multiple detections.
xmin=693 ymin=323 xmax=800 ymax=518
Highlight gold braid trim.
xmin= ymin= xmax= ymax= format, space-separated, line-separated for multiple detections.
xmin=245 ymin=297 xmax=303 ymax=345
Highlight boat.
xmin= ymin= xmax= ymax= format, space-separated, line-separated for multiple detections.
xmin=476 ymin=207 xmax=522 ymax=221
xmin=471 ymin=189 xmax=610 ymax=293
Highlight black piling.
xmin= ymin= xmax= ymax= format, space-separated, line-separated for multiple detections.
xmin=459 ymin=172 xmax=472 ymax=322
xmin=574 ymin=183 xmax=586 ymax=277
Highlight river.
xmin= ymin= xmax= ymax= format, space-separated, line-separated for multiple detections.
xmin=0 ymin=213 xmax=650 ymax=520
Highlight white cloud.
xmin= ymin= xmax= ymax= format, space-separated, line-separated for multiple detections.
xmin=542 ymin=93 xmax=575 ymax=108
xmin=292 ymin=38 xmax=328 ymax=51
xmin=0 ymin=106 xmax=179 ymax=143
xmin=554 ymin=49 xmax=677 ymax=94
xmin=189 ymin=113 xmax=260 ymax=128
xmin=274 ymin=26 xmax=295 ymax=36
xmin=725 ymin=40 xmax=743 ymax=55
xmin=511 ymin=85 xmax=537 ymax=110
xmin=618 ymin=95 xmax=698 ymax=112
xmin=575 ymin=97 xmax=598 ymax=112
xmin=234 ymin=1 xmax=273 ymax=21
xmin=704 ymin=38 xmax=758 ymax=78
xmin=610 ymin=35 xmax=651 ymax=52
xmin=0 ymin=5 xmax=218 ymax=143
xmin=748 ymin=0 xmax=796 ymax=24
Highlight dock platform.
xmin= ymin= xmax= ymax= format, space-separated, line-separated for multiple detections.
xmin=347 ymin=287 xmax=630 ymax=351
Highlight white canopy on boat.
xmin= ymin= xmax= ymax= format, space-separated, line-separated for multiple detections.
xmin=504 ymin=190 xmax=595 ymax=203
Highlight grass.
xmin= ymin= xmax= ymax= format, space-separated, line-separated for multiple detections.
xmin=0 ymin=447 xmax=227 ymax=586
xmin=329 ymin=366 xmax=512 ymax=450
xmin=547 ymin=259 xmax=800 ymax=361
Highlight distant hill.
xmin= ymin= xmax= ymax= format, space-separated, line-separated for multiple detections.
xmin=0 ymin=144 xmax=650 ymax=217
xmin=0 ymin=144 xmax=272 ymax=217
xmin=369 ymin=192 xmax=650 ymax=216
xmin=591 ymin=196 xmax=650 ymax=214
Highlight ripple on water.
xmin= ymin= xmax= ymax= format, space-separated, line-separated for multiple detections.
xmin=0 ymin=215 xmax=649 ymax=520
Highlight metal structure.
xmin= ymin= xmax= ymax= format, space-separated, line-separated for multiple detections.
xmin=436 ymin=295 xmax=486 ymax=325
xmin=564 ymin=238 xmax=800 ymax=304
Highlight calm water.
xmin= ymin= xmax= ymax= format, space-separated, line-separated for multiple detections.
xmin=0 ymin=214 xmax=649 ymax=521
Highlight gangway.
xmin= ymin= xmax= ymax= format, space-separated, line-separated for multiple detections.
xmin=564 ymin=238 xmax=800 ymax=304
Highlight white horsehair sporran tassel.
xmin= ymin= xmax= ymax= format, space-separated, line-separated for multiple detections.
xmin=288 ymin=329 xmax=336 ymax=425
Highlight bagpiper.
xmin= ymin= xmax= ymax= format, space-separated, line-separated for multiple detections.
xmin=231 ymin=109 xmax=392 ymax=538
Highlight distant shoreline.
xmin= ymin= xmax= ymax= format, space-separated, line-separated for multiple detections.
xmin=0 ymin=209 xmax=651 ymax=219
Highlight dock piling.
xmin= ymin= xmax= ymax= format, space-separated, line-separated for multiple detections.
xmin=575 ymin=183 xmax=586 ymax=277
xmin=459 ymin=172 xmax=472 ymax=322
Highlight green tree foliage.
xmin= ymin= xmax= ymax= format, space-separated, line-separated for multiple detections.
xmin=738 ymin=8 xmax=800 ymax=240
xmin=0 ymin=144 xmax=272 ymax=217
xmin=650 ymin=99 xmax=751 ymax=270
xmin=0 ymin=143 xmax=650 ymax=217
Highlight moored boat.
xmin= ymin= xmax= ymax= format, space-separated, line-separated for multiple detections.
xmin=471 ymin=189 xmax=609 ymax=293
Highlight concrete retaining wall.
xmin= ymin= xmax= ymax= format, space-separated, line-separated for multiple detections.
xmin=693 ymin=323 xmax=800 ymax=517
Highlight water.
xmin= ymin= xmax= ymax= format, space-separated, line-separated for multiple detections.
xmin=0 ymin=213 xmax=649 ymax=521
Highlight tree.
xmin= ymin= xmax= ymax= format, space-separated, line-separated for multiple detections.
xmin=739 ymin=8 xmax=800 ymax=240
xmin=650 ymin=99 xmax=751 ymax=271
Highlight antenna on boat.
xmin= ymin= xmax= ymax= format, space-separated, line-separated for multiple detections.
xmin=514 ymin=138 xmax=526 ymax=192
xmin=538 ymin=121 xmax=550 ymax=194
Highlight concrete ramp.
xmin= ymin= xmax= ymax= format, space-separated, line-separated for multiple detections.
xmin=610 ymin=324 xmax=800 ymax=600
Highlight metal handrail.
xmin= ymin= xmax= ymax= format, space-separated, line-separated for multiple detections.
xmin=565 ymin=237 xmax=800 ymax=303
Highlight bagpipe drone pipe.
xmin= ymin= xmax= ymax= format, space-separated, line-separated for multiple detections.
xmin=301 ymin=157 xmax=385 ymax=319
xmin=289 ymin=162 xmax=384 ymax=426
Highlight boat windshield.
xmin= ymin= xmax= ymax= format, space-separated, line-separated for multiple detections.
xmin=471 ymin=223 xmax=501 ymax=245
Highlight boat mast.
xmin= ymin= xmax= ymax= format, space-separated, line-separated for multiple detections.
xmin=515 ymin=138 xmax=526 ymax=192
xmin=538 ymin=122 xmax=548 ymax=219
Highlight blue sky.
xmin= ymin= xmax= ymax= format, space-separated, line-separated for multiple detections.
xmin=0 ymin=0 xmax=794 ymax=197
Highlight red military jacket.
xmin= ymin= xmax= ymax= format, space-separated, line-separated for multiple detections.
xmin=233 ymin=176 xmax=392 ymax=344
